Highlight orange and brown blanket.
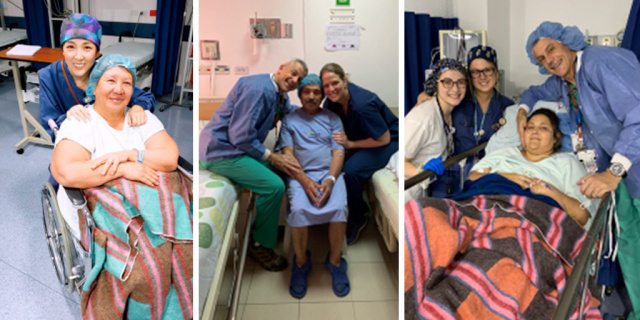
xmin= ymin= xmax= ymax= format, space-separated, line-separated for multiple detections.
xmin=405 ymin=194 xmax=601 ymax=320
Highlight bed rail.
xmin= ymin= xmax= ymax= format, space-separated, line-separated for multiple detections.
xmin=554 ymin=192 xmax=611 ymax=320
xmin=404 ymin=141 xmax=488 ymax=190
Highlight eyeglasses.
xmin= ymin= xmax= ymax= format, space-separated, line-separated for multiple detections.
xmin=438 ymin=78 xmax=467 ymax=89
xmin=469 ymin=68 xmax=495 ymax=79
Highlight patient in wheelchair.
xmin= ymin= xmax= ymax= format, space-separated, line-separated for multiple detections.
xmin=50 ymin=54 xmax=193 ymax=319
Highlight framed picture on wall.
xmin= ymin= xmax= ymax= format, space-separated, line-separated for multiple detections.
xmin=201 ymin=40 xmax=220 ymax=60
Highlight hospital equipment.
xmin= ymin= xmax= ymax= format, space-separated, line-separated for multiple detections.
xmin=438 ymin=29 xmax=486 ymax=62
xmin=0 ymin=47 xmax=61 ymax=154
xmin=404 ymin=102 xmax=617 ymax=318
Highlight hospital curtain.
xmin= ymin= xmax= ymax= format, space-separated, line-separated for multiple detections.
xmin=23 ymin=0 xmax=57 ymax=69
xmin=622 ymin=0 xmax=640 ymax=60
xmin=405 ymin=12 xmax=458 ymax=114
xmin=151 ymin=0 xmax=187 ymax=96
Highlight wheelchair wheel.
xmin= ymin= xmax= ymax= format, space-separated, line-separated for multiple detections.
xmin=41 ymin=182 xmax=77 ymax=292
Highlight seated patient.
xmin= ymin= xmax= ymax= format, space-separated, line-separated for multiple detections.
xmin=276 ymin=74 xmax=349 ymax=299
xmin=51 ymin=54 xmax=192 ymax=319
xmin=466 ymin=108 xmax=596 ymax=227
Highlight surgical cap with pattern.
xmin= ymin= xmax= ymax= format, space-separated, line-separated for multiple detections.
xmin=60 ymin=13 xmax=102 ymax=49
xmin=86 ymin=54 xmax=137 ymax=100
xmin=526 ymin=21 xmax=587 ymax=74
xmin=424 ymin=58 xmax=467 ymax=96
xmin=467 ymin=45 xmax=498 ymax=69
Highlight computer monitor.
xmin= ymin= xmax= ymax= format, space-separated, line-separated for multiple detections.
xmin=439 ymin=30 xmax=487 ymax=63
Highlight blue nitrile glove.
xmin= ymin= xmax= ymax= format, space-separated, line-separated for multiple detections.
xmin=422 ymin=156 xmax=445 ymax=175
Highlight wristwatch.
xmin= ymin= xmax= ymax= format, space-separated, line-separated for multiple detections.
xmin=609 ymin=162 xmax=627 ymax=178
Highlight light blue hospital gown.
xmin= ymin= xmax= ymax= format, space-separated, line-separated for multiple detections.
xmin=277 ymin=108 xmax=348 ymax=227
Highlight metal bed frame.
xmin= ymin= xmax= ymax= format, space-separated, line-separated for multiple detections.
xmin=405 ymin=143 xmax=612 ymax=319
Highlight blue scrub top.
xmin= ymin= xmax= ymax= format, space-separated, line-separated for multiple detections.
xmin=323 ymin=82 xmax=398 ymax=144
xmin=199 ymin=73 xmax=293 ymax=161
xmin=520 ymin=45 xmax=640 ymax=198
xmin=39 ymin=59 xmax=156 ymax=138
xmin=452 ymin=91 xmax=513 ymax=156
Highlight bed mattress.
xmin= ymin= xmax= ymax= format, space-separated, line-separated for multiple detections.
xmin=101 ymin=42 xmax=155 ymax=68
xmin=371 ymin=168 xmax=399 ymax=252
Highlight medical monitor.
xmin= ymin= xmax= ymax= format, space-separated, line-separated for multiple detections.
xmin=439 ymin=30 xmax=487 ymax=63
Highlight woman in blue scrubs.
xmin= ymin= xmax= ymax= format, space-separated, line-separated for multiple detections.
xmin=320 ymin=63 xmax=399 ymax=245
xmin=431 ymin=46 xmax=514 ymax=197
xmin=39 ymin=13 xmax=155 ymax=139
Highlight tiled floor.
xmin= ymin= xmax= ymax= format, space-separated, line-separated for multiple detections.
xmin=213 ymin=219 xmax=399 ymax=320
xmin=0 ymin=74 xmax=192 ymax=319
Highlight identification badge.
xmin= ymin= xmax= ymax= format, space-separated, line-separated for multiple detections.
xmin=577 ymin=149 xmax=598 ymax=173
xmin=571 ymin=133 xmax=586 ymax=152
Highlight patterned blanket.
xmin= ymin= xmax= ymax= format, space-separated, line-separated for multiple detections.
xmin=405 ymin=195 xmax=601 ymax=320
xmin=79 ymin=171 xmax=193 ymax=320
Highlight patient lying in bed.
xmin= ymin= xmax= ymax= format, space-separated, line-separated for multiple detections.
xmin=464 ymin=108 xmax=597 ymax=228
xmin=404 ymin=109 xmax=602 ymax=320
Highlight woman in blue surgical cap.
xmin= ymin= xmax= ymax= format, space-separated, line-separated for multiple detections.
xmin=51 ymin=54 xmax=191 ymax=320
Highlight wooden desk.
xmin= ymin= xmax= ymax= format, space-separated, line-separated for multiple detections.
xmin=0 ymin=47 xmax=63 ymax=153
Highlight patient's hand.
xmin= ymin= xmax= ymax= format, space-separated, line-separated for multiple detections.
xmin=516 ymin=108 xmax=528 ymax=148
xmin=89 ymin=150 xmax=137 ymax=175
xmin=333 ymin=132 xmax=353 ymax=149
xmin=128 ymin=105 xmax=148 ymax=127
xmin=67 ymin=104 xmax=90 ymax=122
xmin=530 ymin=179 xmax=557 ymax=197
xmin=498 ymin=172 xmax=533 ymax=190
xmin=298 ymin=175 xmax=321 ymax=207
xmin=317 ymin=178 xmax=334 ymax=207
xmin=120 ymin=162 xmax=159 ymax=187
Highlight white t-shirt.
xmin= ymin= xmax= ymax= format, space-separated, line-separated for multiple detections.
xmin=55 ymin=106 xmax=165 ymax=238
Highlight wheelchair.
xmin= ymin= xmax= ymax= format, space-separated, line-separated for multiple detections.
xmin=41 ymin=119 xmax=194 ymax=294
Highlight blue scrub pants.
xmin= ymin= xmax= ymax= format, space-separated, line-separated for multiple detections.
xmin=343 ymin=141 xmax=398 ymax=227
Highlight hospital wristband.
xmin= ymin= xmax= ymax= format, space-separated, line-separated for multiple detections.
xmin=137 ymin=149 xmax=144 ymax=163
xmin=326 ymin=175 xmax=336 ymax=184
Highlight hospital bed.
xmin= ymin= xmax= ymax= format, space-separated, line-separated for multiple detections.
xmin=368 ymin=153 xmax=400 ymax=252
xmin=199 ymin=103 xmax=254 ymax=320
xmin=404 ymin=101 xmax=615 ymax=319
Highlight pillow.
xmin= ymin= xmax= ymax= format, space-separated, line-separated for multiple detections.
xmin=485 ymin=101 xmax=573 ymax=155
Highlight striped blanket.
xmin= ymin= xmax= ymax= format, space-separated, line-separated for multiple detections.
xmin=405 ymin=194 xmax=601 ymax=320
xmin=79 ymin=171 xmax=193 ymax=320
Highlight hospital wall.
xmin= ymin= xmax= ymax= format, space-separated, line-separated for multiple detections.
xmin=408 ymin=0 xmax=632 ymax=101
xmin=200 ymin=0 xmax=399 ymax=113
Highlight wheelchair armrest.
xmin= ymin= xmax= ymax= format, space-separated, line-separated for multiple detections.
xmin=65 ymin=187 xmax=87 ymax=208
xmin=178 ymin=156 xmax=193 ymax=175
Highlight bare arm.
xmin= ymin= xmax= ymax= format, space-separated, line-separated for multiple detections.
xmin=334 ymin=130 xmax=391 ymax=149
xmin=531 ymin=180 xmax=590 ymax=226
xmin=404 ymin=157 xmax=420 ymax=178
xmin=467 ymin=168 xmax=491 ymax=181
xmin=282 ymin=146 xmax=320 ymax=206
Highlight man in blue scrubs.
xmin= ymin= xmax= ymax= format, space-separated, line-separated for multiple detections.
xmin=516 ymin=21 xmax=640 ymax=318
xmin=200 ymin=59 xmax=308 ymax=271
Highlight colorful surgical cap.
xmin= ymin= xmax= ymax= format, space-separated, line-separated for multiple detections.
xmin=86 ymin=54 xmax=137 ymax=100
xmin=60 ymin=13 xmax=102 ymax=49
xmin=298 ymin=73 xmax=322 ymax=94
xmin=424 ymin=58 xmax=467 ymax=96
xmin=467 ymin=45 xmax=498 ymax=70
xmin=526 ymin=21 xmax=587 ymax=74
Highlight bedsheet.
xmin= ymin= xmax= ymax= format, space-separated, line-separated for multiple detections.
xmin=198 ymin=169 xmax=240 ymax=313
xmin=371 ymin=168 xmax=399 ymax=252
xmin=101 ymin=42 xmax=154 ymax=69
xmin=0 ymin=29 xmax=27 ymax=48
xmin=404 ymin=194 xmax=602 ymax=320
